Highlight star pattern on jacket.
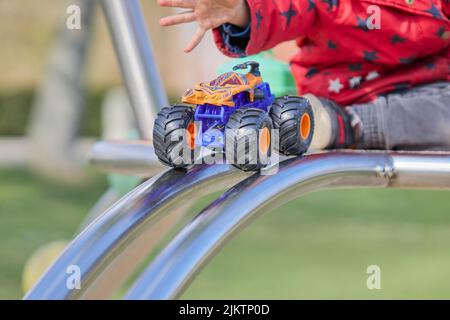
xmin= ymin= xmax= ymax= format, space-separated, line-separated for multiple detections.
xmin=363 ymin=50 xmax=379 ymax=62
xmin=307 ymin=0 xmax=316 ymax=12
xmin=425 ymin=61 xmax=436 ymax=70
xmin=399 ymin=55 xmax=417 ymax=64
xmin=393 ymin=82 xmax=411 ymax=91
xmin=356 ymin=16 xmax=370 ymax=32
xmin=280 ymin=1 xmax=298 ymax=28
xmin=349 ymin=76 xmax=363 ymax=88
xmin=391 ymin=34 xmax=406 ymax=44
xmin=366 ymin=71 xmax=380 ymax=81
xmin=349 ymin=63 xmax=363 ymax=71
xmin=436 ymin=26 xmax=450 ymax=40
xmin=255 ymin=10 xmax=263 ymax=29
xmin=305 ymin=67 xmax=319 ymax=78
xmin=322 ymin=0 xmax=338 ymax=11
xmin=425 ymin=3 xmax=442 ymax=18
xmin=328 ymin=78 xmax=344 ymax=93
xmin=327 ymin=40 xmax=337 ymax=49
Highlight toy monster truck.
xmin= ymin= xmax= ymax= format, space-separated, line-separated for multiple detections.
xmin=153 ymin=61 xmax=314 ymax=171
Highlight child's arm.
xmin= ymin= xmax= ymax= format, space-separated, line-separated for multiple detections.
xmin=214 ymin=0 xmax=316 ymax=57
xmin=158 ymin=0 xmax=316 ymax=54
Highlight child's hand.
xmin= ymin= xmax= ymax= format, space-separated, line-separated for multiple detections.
xmin=158 ymin=0 xmax=250 ymax=53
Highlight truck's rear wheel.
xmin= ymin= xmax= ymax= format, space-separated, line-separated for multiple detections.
xmin=153 ymin=105 xmax=196 ymax=168
xmin=269 ymin=96 xmax=314 ymax=156
xmin=225 ymin=108 xmax=273 ymax=171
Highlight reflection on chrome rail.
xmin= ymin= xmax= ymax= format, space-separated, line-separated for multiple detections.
xmin=125 ymin=151 xmax=450 ymax=300
xmin=24 ymin=164 xmax=250 ymax=299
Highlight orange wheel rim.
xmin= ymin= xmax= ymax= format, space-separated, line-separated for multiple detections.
xmin=259 ymin=127 xmax=271 ymax=155
xmin=186 ymin=122 xmax=196 ymax=150
xmin=300 ymin=113 xmax=311 ymax=140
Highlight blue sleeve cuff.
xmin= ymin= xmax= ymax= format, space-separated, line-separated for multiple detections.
xmin=222 ymin=23 xmax=251 ymax=38
xmin=220 ymin=23 xmax=251 ymax=56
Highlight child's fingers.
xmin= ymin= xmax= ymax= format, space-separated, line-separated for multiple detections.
xmin=184 ymin=27 xmax=206 ymax=53
xmin=159 ymin=11 xmax=196 ymax=26
xmin=157 ymin=0 xmax=195 ymax=9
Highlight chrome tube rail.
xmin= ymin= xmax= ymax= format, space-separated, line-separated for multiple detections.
xmin=125 ymin=151 xmax=450 ymax=299
xmin=24 ymin=151 xmax=450 ymax=299
xmin=24 ymin=164 xmax=251 ymax=299
xmin=88 ymin=140 xmax=164 ymax=177
xmin=100 ymin=0 xmax=168 ymax=140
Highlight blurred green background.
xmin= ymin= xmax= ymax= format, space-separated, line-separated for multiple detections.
xmin=1 ymin=1 xmax=450 ymax=300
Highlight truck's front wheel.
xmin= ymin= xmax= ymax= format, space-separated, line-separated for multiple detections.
xmin=269 ymin=96 xmax=314 ymax=156
xmin=225 ymin=108 xmax=273 ymax=171
xmin=153 ymin=105 xmax=196 ymax=168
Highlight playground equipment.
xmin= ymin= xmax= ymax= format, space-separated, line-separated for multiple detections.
xmin=23 ymin=0 xmax=450 ymax=299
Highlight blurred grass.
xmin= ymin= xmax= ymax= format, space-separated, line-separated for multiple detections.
xmin=0 ymin=169 xmax=107 ymax=299
xmin=0 ymin=89 xmax=105 ymax=137
xmin=2 ymin=168 xmax=450 ymax=299
xmin=183 ymin=188 xmax=450 ymax=299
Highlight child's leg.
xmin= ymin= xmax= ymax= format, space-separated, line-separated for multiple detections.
xmin=347 ymin=82 xmax=450 ymax=150
xmin=304 ymin=82 xmax=450 ymax=151
xmin=302 ymin=94 xmax=356 ymax=150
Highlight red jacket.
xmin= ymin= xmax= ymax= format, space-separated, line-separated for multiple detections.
xmin=213 ymin=0 xmax=450 ymax=105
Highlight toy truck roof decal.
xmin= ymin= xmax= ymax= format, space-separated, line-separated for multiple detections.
xmin=182 ymin=70 xmax=262 ymax=107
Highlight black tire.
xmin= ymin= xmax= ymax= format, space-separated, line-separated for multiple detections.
xmin=225 ymin=108 xmax=273 ymax=171
xmin=153 ymin=104 xmax=196 ymax=168
xmin=269 ymin=96 xmax=314 ymax=156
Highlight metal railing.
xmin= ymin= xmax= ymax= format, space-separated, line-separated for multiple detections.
xmin=25 ymin=150 xmax=450 ymax=299
xmin=24 ymin=160 xmax=250 ymax=299
xmin=100 ymin=0 xmax=168 ymax=140
xmin=124 ymin=151 xmax=450 ymax=299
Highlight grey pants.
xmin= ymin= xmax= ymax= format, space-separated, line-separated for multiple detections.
xmin=348 ymin=82 xmax=450 ymax=150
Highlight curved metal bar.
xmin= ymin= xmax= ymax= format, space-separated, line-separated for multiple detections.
xmin=125 ymin=151 xmax=450 ymax=300
xmin=389 ymin=151 xmax=450 ymax=188
xmin=88 ymin=140 xmax=164 ymax=176
xmin=100 ymin=0 xmax=168 ymax=140
xmin=24 ymin=164 xmax=251 ymax=300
